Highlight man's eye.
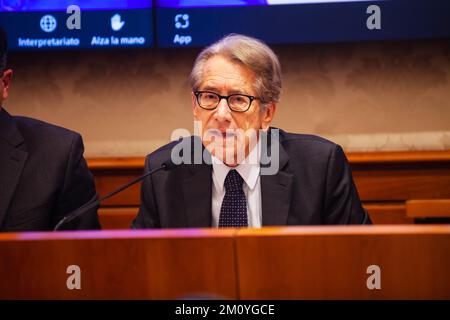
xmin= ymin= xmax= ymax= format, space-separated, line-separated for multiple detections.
xmin=231 ymin=95 xmax=247 ymax=104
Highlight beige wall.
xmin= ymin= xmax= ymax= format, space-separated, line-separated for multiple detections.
xmin=5 ymin=39 xmax=450 ymax=157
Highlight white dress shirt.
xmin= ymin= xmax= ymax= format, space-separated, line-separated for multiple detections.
xmin=211 ymin=145 xmax=262 ymax=228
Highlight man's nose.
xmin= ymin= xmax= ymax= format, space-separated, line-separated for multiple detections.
xmin=214 ymin=98 xmax=231 ymax=121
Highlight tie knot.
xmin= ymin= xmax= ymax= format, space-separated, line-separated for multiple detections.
xmin=224 ymin=169 xmax=244 ymax=192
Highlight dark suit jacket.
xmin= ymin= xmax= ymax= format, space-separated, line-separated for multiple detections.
xmin=133 ymin=128 xmax=371 ymax=228
xmin=0 ymin=108 xmax=100 ymax=231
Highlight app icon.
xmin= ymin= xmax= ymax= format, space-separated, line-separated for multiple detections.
xmin=40 ymin=14 xmax=57 ymax=33
xmin=111 ymin=14 xmax=125 ymax=31
xmin=175 ymin=14 xmax=189 ymax=29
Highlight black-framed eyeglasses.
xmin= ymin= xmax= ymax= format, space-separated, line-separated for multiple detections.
xmin=194 ymin=91 xmax=260 ymax=113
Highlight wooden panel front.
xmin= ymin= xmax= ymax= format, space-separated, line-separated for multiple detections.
xmin=94 ymin=170 xmax=142 ymax=206
xmin=236 ymin=226 xmax=450 ymax=299
xmin=352 ymin=163 xmax=450 ymax=201
xmin=1 ymin=227 xmax=449 ymax=299
xmin=98 ymin=207 xmax=139 ymax=230
xmin=363 ymin=203 xmax=412 ymax=224
xmin=93 ymin=166 xmax=450 ymax=205
xmin=90 ymin=151 xmax=450 ymax=206
xmin=88 ymin=151 xmax=450 ymax=227
xmin=0 ymin=230 xmax=237 ymax=299
xmin=406 ymin=199 xmax=450 ymax=218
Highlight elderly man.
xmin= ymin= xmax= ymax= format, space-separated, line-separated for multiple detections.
xmin=133 ymin=34 xmax=370 ymax=228
xmin=0 ymin=27 xmax=100 ymax=231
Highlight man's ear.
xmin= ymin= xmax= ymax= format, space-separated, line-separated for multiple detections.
xmin=1 ymin=69 xmax=13 ymax=100
xmin=261 ymin=102 xmax=277 ymax=130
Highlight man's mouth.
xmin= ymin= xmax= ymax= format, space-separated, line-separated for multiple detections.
xmin=206 ymin=129 xmax=237 ymax=139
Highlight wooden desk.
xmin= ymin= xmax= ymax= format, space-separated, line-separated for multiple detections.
xmin=236 ymin=226 xmax=450 ymax=299
xmin=0 ymin=226 xmax=449 ymax=299
xmin=0 ymin=229 xmax=237 ymax=299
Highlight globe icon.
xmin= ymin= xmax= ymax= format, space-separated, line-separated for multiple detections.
xmin=40 ymin=15 xmax=57 ymax=33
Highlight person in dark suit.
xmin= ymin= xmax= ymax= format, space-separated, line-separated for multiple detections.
xmin=133 ymin=34 xmax=371 ymax=228
xmin=0 ymin=27 xmax=100 ymax=231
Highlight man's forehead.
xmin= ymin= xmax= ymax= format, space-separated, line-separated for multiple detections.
xmin=201 ymin=75 xmax=249 ymax=87
xmin=200 ymin=57 xmax=256 ymax=92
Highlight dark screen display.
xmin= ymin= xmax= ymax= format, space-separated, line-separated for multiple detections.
xmin=1 ymin=1 xmax=449 ymax=50
xmin=0 ymin=0 xmax=153 ymax=49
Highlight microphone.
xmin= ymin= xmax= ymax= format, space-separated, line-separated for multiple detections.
xmin=53 ymin=159 xmax=177 ymax=231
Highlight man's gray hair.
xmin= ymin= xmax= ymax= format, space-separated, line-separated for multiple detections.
xmin=188 ymin=34 xmax=282 ymax=106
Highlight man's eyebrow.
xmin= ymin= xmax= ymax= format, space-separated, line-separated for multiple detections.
xmin=200 ymin=86 xmax=249 ymax=95
xmin=201 ymin=86 xmax=219 ymax=92
xmin=228 ymin=89 xmax=247 ymax=95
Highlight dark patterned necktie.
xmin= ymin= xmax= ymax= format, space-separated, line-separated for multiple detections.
xmin=219 ymin=169 xmax=248 ymax=227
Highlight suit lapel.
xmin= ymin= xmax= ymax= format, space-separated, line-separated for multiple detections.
xmin=261 ymin=130 xmax=294 ymax=226
xmin=179 ymin=137 xmax=213 ymax=227
xmin=0 ymin=109 xmax=28 ymax=227
xmin=181 ymin=163 xmax=213 ymax=227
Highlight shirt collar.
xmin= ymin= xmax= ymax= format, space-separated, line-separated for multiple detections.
xmin=212 ymin=143 xmax=261 ymax=192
